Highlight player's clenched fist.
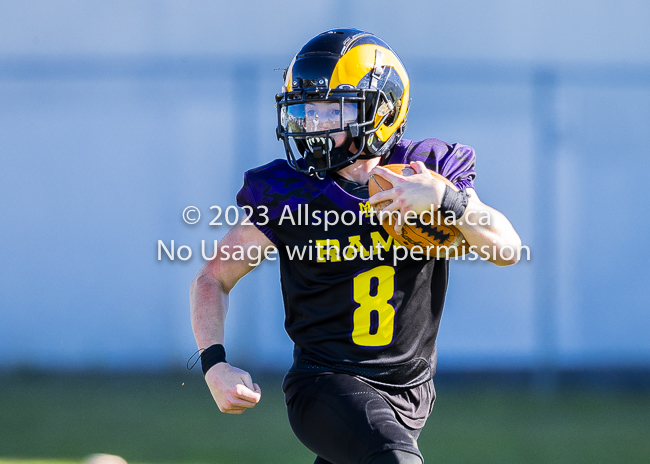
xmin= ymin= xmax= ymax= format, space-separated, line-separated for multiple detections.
xmin=204 ymin=362 xmax=261 ymax=414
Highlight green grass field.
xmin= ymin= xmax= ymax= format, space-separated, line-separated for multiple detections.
xmin=0 ymin=372 xmax=648 ymax=464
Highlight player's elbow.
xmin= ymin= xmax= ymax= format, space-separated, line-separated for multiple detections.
xmin=495 ymin=255 xmax=517 ymax=267
xmin=189 ymin=272 xmax=206 ymax=297
xmin=494 ymin=236 xmax=522 ymax=266
xmin=190 ymin=265 xmax=230 ymax=299
xmin=190 ymin=267 xmax=208 ymax=294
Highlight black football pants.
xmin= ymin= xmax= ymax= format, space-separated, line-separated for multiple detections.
xmin=285 ymin=373 xmax=423 ymax=464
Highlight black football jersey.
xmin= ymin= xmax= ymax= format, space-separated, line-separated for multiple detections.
xmin=237 ymin=138 xmax=476 ymax=425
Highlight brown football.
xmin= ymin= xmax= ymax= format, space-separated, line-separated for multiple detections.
xmin=369 ymin=164 xmax=468 ymax=258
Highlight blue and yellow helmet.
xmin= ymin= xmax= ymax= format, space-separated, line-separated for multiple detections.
xmin=276 ymin=29 xmax=410 ymax=178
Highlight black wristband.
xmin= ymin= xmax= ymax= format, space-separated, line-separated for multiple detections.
xmin=200 ymin=344 xmax=227 ymax=376
xmin=440 ymin=186 xmax=469 ymax=221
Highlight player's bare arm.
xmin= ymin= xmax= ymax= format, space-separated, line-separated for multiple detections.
xmin=369 ymin=160 xmax=521 ymax=266
xmin=190 ymin=221 xmax=275 ymax=414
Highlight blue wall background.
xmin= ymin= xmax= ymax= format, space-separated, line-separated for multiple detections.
xmin=1 ymin=0 xmax=649 ymax=375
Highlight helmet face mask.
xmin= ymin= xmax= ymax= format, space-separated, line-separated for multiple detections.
xmin=276 ymin=29 xmax=409 ymax=178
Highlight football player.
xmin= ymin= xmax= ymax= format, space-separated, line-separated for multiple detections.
xmin=190 ymin=29 xmax=522 ymax=464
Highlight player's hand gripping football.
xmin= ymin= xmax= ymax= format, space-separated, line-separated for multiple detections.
xmin=369 ymin=161 xmax=447 ymax=235
xmin=205 ymin=362 xmax=261 ymax=414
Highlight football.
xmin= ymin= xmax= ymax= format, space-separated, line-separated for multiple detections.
xmin=369 ymin=164 xmax=468 ymax=258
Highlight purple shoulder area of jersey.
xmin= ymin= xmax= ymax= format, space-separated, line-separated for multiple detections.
xmin=236 ymin=159 xmax=323 ymax=245
xmin=387 ymin=138 xmax=476 ymax=190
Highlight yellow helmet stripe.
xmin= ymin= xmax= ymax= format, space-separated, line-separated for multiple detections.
xmin=330 ymin=44 xmax=405 ymax=88
xmin=330 ymin=44 xmax=409 ymax=143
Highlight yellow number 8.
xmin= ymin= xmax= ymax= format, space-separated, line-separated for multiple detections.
xmin=352 ymin=266 xmax=396 ymax=347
